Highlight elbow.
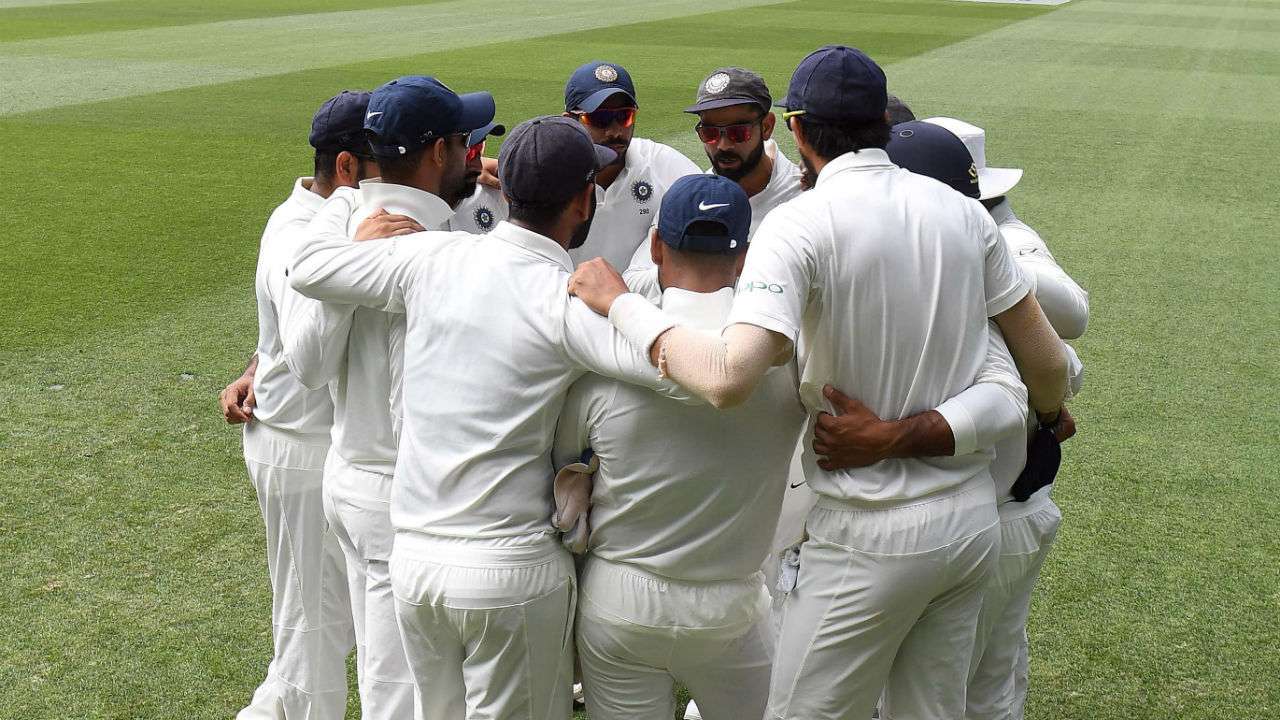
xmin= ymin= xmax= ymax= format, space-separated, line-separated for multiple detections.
xmin=1026 ymin=353 xmax=1070 ymax=415
xmin=1051 ymin=308 xmax=1089 ymax=340
xmin=705 ymin=383 xmax=752 ymax=410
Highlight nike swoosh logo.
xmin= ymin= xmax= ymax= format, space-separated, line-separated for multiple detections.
xmin=789 ymin=482 xmax=806 ymax=489
xmin=366 ymin=111 xmax=383 ymax=120
xmin=698 ymin=201 xmax=730 ymax=211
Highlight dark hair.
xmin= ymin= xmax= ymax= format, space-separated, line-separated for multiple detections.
xmin=314 ymin=138 xmax=373 ymax=182
xmin=507 ymin=195 xmax=578 ymax=229
xmin=314 ymin=148 xmax=340 ymax=182
xmin=795 ymin=115 xmax=891 ymax=160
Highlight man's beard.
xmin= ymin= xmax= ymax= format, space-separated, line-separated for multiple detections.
xmin=799 ymin=153 xmax=818 ymax=191
xmin=441 ymin=164 xmax=473 ymax=208
xmin=710 ymin=140 xmax=765 ymax=182
xmin=568 ymin=194 xmax=598 ymax=250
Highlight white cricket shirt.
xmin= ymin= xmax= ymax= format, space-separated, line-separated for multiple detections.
xmin=289 ymin=214 xmax=684 ymax=540
xmin=281 ymin=180 xmax=453 ymax=478
xmin=727 ymin=148 xmax=1031 ymax=505
xmin=248 ymin=177 xmax=334 ymax=440
xmin=622 ymin=139 xmax=804 ymax=300
xmin=567 ymin=137 xmax=700 ymax=271
xmin=555 ymin=286 xmax=807 ymax=582
xmin=449 ymin=183 xmax=507 ymax=234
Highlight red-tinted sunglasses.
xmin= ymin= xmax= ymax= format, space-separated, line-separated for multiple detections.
xmin=695 ymin=121 xmax=756 ymax=145
xmin=466 ymin=139 xmax=485 ymax=163
xmin=576 ymin=107 xmax=637 ymax=129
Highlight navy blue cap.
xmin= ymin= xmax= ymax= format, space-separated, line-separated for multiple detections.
xmin=309 ymin=90 xmax=372 ymax=151
xmin=779 ymin=45 xmax=887 ymax=123
xmin=885 ymin=121 xmax=980 ymax=199
xmin=564 ymin=61 xmax=637 ymax=112
xmin=364 ymin=76 xmax=496 ymax=157
xmin=657 ymin=175 xmax=751 ymax=254
xmin=467 ymin=120 xmax=505 ymax=148
xmin=498 ymin=116 xmax=617 ymax=206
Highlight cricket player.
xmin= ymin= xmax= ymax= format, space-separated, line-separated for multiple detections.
xmin=623 ymin=66 xmax=803 ymax=297
xmin=915 ymin=116 xmax=1089 ymax=720
xmin=223 ymin=90 xmax=377 ymax=720
xmin=568 ymin=45 xmax=1070 ymax=720
xmin=279 ymin=75 xmax=499 ymax=720
xmin=556 ymin=173 xmax=1033 ymax=720
xmin=288 ymin=116 xmax=689 ymax=720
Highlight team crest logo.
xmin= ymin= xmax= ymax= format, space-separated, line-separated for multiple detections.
xmin=594 ymin=65 xmax=618 ymax=82
xmin=705 ymin=72 xmax=731 ymax=94
xmin=473 ymin=206 xmax=495 ymax=231
xmin=968 ymin=163 xmax=979 ymax=185
xmin=631 ymin=180 xmax=653 ymax=204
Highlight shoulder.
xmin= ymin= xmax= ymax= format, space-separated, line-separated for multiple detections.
xmin=634 ymin=138 xmax=701 ymax=180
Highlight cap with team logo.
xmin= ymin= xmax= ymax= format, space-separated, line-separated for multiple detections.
xmin=779 ymin=45 xmax=887 ymax=123
xmin=885 ymin=121 xmax=980 ymax=199
xmin=684 ymin=67 xmax=772 ymax=114
xmin=309 ymin=90 xmax=372 ymax=151
xmin=498 ymin=116 xmax=617 ymax=206
xmin=922 ymin=116 xmax=1022 ymax=199
xmin=657 ymin=174 xmax=751 ymax=254
xmin=364 ymin=75 xmax=497 ymax=158
xmin=564 ymin=61 xmax=637 ymax=112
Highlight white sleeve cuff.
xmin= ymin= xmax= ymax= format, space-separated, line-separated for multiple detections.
xmin=608 ymin=293 xmax=676 ymax=353
xmin=935 ymin=395 xmax=978 ymax=457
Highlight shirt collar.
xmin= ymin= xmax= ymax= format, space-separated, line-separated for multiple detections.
xmin=659 ymin=286 xmax=735 ymax=332
xmin=987 ymin=198 xmax=1014 ymax=225
xmin=489 ymin=221 xmax=574 ymax=272
xmin=814 ymin=148 xmax=894 ymax=188
xmin=358 ymin=179 xmax=455 ymax=230
xmin=292 ymin=177 xmax=327 ymax=212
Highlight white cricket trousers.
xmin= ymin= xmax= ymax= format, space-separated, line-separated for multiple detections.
xmin=239 ymin=423 xmax=354 ymax=720
xmin=966 ymin=491 xmax=1062 ymax=720
xmin=322 ymin=451 xmax=417 ymax=720
xmin=390 ymin=532 xmax=576 ymax=720
xmin=769 ymin=474 xmax=1000 ymax=720
xmin=576 ymin=557 xmax=774 ymax=720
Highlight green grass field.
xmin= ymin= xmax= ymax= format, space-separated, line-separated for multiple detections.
xmin=2 ymin=0 xmax=1278 ymax=717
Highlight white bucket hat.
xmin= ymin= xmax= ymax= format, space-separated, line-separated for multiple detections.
xmin=922 ymin=116 xmax=1022 ymax=200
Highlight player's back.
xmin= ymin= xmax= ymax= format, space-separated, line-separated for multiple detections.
xmin=569 ymin=291 xmax=807 ymax=582
xmin=741 ymin=151 xmax=1024 ymax=504
xmin=393 ymin=222 xmax=594 ymax=540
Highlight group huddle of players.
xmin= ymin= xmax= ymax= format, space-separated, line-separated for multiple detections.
xmin=220 ymin=43 xmax=1088 ymax=720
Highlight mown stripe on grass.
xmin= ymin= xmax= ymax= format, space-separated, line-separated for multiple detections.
xmin=0 ymin=0 xmax=793 ymax=115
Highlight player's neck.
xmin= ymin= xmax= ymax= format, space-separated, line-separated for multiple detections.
xmin=737 ymin=152 xmax=774 ymax=199
xmin=594 ymin=159 xmax=625 ymax=190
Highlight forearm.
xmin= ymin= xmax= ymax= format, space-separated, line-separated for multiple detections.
xmin=606 ymin=294 xmax=785 ymax=409
xmin=883 ymin=410 xmax=955 ymax=458
xmin=994 ymin=294 xmax=1069 ymax=414
xmin=241 ymin=352 xmax=259 ymax=378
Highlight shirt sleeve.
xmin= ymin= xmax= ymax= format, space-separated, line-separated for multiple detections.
xmin=279 ymin=294 xmax=355 ymax=390
xmin=725 ymin=204 xmax=817 ymax=343
xmin=562 ymin=297 xmax=690 ymax=401
xmin=621 ymin=229 xmax=662 ymax=301
xmin=389 ymin=314 xmax=406 ymax=443
xmin=552 ymin=377 xmax=609 ymax=471
xmin=289 ymin=187 xmax=433 ymax=313
xmin=652 ymin=143 xmax=703 ymax=185
xmin=1003 ymin=224 xmax=1090 ymax=339
xmin=976 ymin=207 xmax=1032 ymax=317
xmin=934 ymin=322 xmax=1030 ymax=456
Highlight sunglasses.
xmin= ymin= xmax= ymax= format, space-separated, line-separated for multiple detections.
xmin=466 ymin=139 xmax=485 ymax=163
xmin=575 ymin=107 xmax=637 ymax=129
xmin=695 ymin=121 xmax=757 ymax=145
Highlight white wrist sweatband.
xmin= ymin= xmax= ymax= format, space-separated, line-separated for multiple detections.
xmin=608 ymin=293 xmax=676 ymax=354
